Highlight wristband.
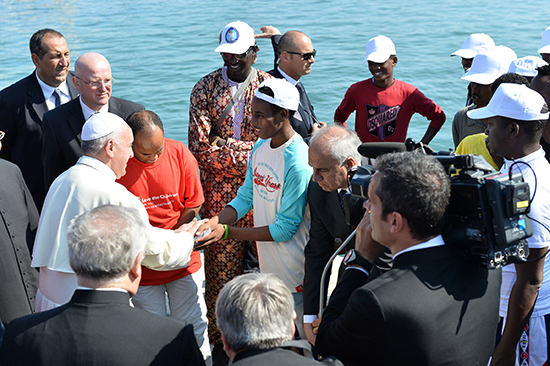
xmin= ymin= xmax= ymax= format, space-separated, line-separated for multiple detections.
xmin=221 ymin=224 xmax=229 ymax=240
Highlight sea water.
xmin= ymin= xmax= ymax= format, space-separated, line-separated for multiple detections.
xmin=1 ymin=0 xmax=548 ymax=151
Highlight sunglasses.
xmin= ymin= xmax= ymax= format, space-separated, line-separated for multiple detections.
xmin=286 ymin=49 xmax=317 ymax=61
xmin=221 ymin=46 xmax=255 ymax=61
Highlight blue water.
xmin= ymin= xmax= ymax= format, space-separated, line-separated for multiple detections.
xmin=1 ymin=0 xmax=548 ymax=151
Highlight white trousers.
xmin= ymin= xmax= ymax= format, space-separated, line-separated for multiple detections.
xmin=132 ymin=273 xmax=211 ymax=365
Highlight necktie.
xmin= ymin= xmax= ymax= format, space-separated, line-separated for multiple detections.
xmin=52 ymin=89 xmax=61 ymax=108
xmin=339 ymin=190 xmax=346 ymax=213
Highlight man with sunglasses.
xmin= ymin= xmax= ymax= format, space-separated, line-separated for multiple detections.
xmin=188 ymin=21 xmax=272 ymax=365
xmin=0 ymin=29 xmax=79 ymax=210
xmin=257 ymin=26 xmax=326 ymax=143
xmin=41 ymin=52 xmax=144 ymax=190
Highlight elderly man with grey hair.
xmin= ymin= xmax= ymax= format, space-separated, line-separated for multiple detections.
xmin=1 ymin=205 xmax=205 ymax=366
xmin=32 ymin=112 xmax=201 ymax=312
xmin=303 ymin=125 xmax=371 ymax=344
xmin=216 ymin=272 xmax=320 ymax=365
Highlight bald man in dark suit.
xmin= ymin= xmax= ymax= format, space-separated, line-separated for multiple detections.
xmin=42 ymin=52 xmax=143 ymax=189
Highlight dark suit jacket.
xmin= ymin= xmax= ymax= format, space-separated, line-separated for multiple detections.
xmin=232 ymin=348 xmax=321 ymax=366
xmin=316 ymin=244 xmax=501 ymax=366
xmin=0 ymin=290 xmax=205 ymax=366
xmin=42 ymin=96 xmax=144 ymax=189
xmin=0 ymin=160 xmax=39 ymax=325
xmin=303 ymin=181 xmax=356 ymax=317
xmin=268 ymin=35 xmax=318 ymax=143
xmin=0 ymin=71 xmax=79 ymax=209
xmin=304 ymin=182 xmax=392 ymax=317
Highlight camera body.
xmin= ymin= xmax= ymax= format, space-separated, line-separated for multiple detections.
xmin=346 ymin=147 xmax=532 ymax=269
xmin=444 ymin=167 xmax=531 ymax=269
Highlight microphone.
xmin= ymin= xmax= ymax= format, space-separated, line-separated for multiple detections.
xmin=358 ymin=142 xmax=407 ymax=158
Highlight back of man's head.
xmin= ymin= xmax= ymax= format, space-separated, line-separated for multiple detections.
xmin=491 ymin=72 xmax=530 ymax=94
xmin=374 ymin=152 xmax=451 ymax=241
xmin=310 ymin=125 xmax=362 ymax=166
xmin=216 ymin=273 xmax=294 ymax=352
xmin=126 ymin=110 xmax=164 ymax=137
xmin=68 ymin=204 xmax=147 ymax=285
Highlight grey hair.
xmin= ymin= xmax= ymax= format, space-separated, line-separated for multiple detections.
xmin=67 ymin=204 xmax=148 ymax=284
xmin=310 ymin=125 xmax=362 ymax=165
xmin=81 ymin=124 xmax=126 ymax=156
xmin=216 ymin=273 xmax=294 ymax=351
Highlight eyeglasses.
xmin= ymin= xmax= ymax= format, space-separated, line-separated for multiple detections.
xmin=286 ymin=49 xmax=317 ymax=61
xmin=0 ymin=131 xmax=4 ymax=141
xmin=221 ymin=46 xmax=255 ymax=61
xmin=75 ymin=76 xmax=115 ymax=89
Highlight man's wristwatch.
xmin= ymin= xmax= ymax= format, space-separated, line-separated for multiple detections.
xmin=343 ymin=249 xmax=373 ymax=272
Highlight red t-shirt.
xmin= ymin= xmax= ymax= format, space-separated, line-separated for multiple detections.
xmin=117 ymin=138 xmax=204 ymax=286
xmin=334 ymin=78 xmax=445 ymax=143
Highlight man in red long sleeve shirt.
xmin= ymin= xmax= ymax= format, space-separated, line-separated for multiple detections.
xmin=334 ymin=35 xmax=445 ymax=145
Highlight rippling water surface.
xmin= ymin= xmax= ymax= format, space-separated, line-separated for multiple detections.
xmin=1 ymin=0 xmax=548 ymax=151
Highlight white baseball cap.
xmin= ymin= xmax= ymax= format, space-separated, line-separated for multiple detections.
xmin=508 ymin=56 xmax=548 ymax=77
xmin=362 ymin=35 xmax=396 ymax=64
xmin=461 ymin=46 xmax=517 ymax=85
xmin=450 ymin=33 xmax=495 ymax=59
xmin=214 ymin=21 xmax=255 ymax=54
xmin=255 ymin=78 xmax=299 ymax=112
xmin=538 ymin=26 xmax=550 ymax=55
xmin=467 ymin=83 xmax=549 ymax=121
xmin=82 ymin=112 xmax=125 ymax=141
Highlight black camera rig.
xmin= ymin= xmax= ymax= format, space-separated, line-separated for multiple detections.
xmin=346 ymin=141 xmax=532 ymax=269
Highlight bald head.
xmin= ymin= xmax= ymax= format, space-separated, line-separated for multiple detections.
xmin=74 ymin=52 xmax=113 ymax=111
xmin=278 ymin=31 xmax=315 ymax=81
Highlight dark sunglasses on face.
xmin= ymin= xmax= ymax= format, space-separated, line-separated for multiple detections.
xmin=221 ymin=46 xmax=256 ymax=61
xmin=286 ymin=49 xmax=317 ymax=60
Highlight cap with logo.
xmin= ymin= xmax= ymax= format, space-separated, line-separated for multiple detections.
xmin=467 ymin=83 xmax=549 ymax=121
xmin=214 ymin=21 xmax=255 ymax=54
xmin=508 ymin=56 xmax=548 ymax=77
xmin=362 ymin=35 xmax=396 ymax=64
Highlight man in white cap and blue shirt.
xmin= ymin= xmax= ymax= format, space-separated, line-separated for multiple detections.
xmin=32 ymin=112 xmax=201 ymax=312
xmin=468 ymin=83 xmax=550 ymax=366
xmin=452 ymin=46 xmax=517 ymax=147
xmin=196 ymin=78 xmax=312 ymax=341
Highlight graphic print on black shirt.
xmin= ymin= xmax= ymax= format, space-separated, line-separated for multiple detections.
xmin=365 ymin=103 xmax=401 ymax=141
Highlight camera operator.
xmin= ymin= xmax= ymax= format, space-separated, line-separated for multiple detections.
xmin=314 ymin=151 xmax=501 ymax=366
xmin=467 ymin=83 xmax=550 ymax=366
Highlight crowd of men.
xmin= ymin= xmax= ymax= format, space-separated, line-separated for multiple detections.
xmin=1 ymin=21 xmax=550 ymax=366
